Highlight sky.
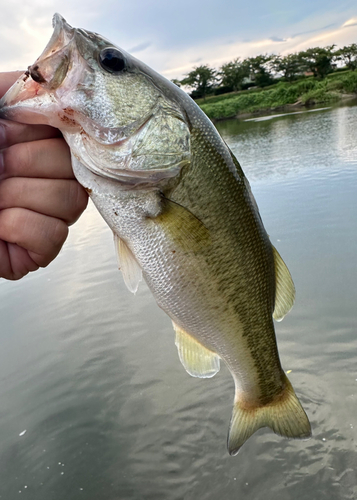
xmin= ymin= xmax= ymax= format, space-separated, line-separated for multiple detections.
xmin=0 ymin=0 xmax=356 ymax=80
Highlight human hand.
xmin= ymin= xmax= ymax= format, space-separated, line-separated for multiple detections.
xmin=0 ymin=71 xmax=88 ymax=280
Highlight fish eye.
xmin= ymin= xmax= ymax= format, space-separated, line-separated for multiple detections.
xmin=99 ymin=47 xmax=126 ymax=73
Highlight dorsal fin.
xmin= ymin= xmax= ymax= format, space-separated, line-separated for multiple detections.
xmin=114 ymin=233 xmax=142 ymax=294
xmin=173 ymin=322 xmax=220 ymax=378
xmin=272 ymin=245 xmax=295 ymax=321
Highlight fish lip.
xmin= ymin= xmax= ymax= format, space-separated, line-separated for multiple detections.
xmin=51 ymin=13 xmax=75 ymax=48
xmin=0 ymin=15 xmax=69 ymax=111
xmin=52 ymin=12 xmax=66 ymax=29
xmin=0 ymin=14 xmax=82 ymax=125
xmin=0 ymin=72 xmax=47 ymax=120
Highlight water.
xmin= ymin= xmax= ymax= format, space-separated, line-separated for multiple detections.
xmin=1 ymin=103 xmax=357 ymax=499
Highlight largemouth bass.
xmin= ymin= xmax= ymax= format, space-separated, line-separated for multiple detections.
xmin=0 ymin=14 xmax=311 ymax=454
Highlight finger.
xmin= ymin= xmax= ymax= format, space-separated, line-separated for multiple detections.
xmin=0 ymin=118 xmax=61 ymax=149
xmin=0 ymin=177 xmax=88 ymax=225
xmin=0 ymin=207 xmax=69 ymax=267
xmin=0 ymin=71 xmax=24 ymax=97
xmin=0 ymin=240 xmax=39 ymax=280
xmin=0 ymin=137 xmax=74 ymax=180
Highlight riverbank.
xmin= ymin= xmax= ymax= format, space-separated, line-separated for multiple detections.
xmin=198 ymin=71 xmax=357 ymax=121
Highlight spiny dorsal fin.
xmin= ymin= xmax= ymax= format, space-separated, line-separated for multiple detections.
xmin=173 ymin=322 xmax=220 ymax=378
xmin=272 ymin=245 xmax=295 ymax=322
xmin=114 ymin=233 xmax=142 ymax=294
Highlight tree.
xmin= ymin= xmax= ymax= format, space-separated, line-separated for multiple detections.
xmin=171 ymin=79 xmax=182 ymax=87
xmin=218 ymin=58 xmax=250 ymax=91
xmin=298 ymin=46 xmax=337 ymax=79
xmin=246 ymin=55 xmax=274 ymax=87
xmin=272 ymin=53 xmax=302 ymax=82
xmin=336 ymin=44 xmax=357 ymax=71
xmin=180 ymin=65 xmax=217 ymax=99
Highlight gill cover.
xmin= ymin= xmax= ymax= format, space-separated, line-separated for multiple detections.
xmin=0 ymin=14 xmax=191 ymax=186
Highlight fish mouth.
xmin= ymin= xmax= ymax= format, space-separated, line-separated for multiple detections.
xmin=0 ymin=14 xmax=80 ymax=126
xmin=0 ymin=14 xmax=190 ymax=188
xmin=0 ymin=14 xmax=155 ymax=145
xmin=27 ymin=13 xmax=74 ymax=89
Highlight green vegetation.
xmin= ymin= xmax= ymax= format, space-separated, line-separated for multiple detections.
xmin=172 ymin=43 xmax=357 ymax=120
xmin=337 ymin=44 xmax=357 ymax=71
xmin=218 ymin=58 xmax=250 ymax=92
xmin=298 ymin=46 xmax=337 ymax=79
xmin=179 ymin=65 xmax=217 ymax=100
xmin=199 ymin=72 xmax=357 ymax=120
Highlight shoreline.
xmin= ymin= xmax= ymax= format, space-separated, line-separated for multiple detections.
xmin=198 ymin=73 xmax=357 ymax=122
xmin=210 ymin=93 xmax=357 ymax=122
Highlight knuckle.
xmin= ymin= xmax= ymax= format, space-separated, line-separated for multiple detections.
xmin=66 ymin=181 xmax=88 ymax=224
xmin=49 ymin=218 xmax=69 ymax=250
xmin=0 ymin=208 xmax=29 ymax=249
xmin=0 ymin=207 xmax=21 ymax=237
xmin=0 ymin=177 xmax=29 ymax=209
xmin=3 ymin=141 xmax=32 ymax=175
xmin=36 ymin=218 xmax=68 ymax=268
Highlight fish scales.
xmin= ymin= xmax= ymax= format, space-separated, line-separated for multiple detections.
xmin=0 ymin=14 xmax=311 ymax=454
xmin=165 ymin=128 xmax=282 ymax=393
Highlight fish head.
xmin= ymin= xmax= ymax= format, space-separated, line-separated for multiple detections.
xmin=0 ymin=14 xmax=191 ymax=189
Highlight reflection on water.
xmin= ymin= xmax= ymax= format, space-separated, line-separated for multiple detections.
xmin=0 ymin=104 xmax=357 ymax=499
xmin=217 ymin=101 xmax=357 ymax=182
xmin=244 ymin=106 xmax=332 ymax=122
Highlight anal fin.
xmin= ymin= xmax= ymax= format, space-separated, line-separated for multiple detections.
xmin=114 ymin=233 xmax=142 ymax=294
xmin=173 ymin=322 xmax=220 ymax=378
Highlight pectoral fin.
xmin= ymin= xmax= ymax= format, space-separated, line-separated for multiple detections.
xmin=114 ymin=233 xmax=142 ymax=294
xmin=151 ymin=197 xmax=211 ymax=253
xmin=173 ymin=322 xmax=220 ymax=378
xmin=272 ymin=246 xmax=295 ymax=322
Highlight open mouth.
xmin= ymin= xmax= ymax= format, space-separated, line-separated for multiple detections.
xmin=0 ymin=14 xmax=75 ymax=123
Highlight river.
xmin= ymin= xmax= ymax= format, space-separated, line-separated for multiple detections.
xmin=0 ymin=102 xmax=356 ymax=499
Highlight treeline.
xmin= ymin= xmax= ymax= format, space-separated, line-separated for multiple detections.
xmin=173 ymin=44 xmax=357 ymax=99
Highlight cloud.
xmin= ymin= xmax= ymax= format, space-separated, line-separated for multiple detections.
xmin=156 ymin=18 xmax=357 ymax=79
xmin=283 ymin=19 xmax=357 ymax=54
xmin=292 ymin=23 xmax=337 ymax=38
xmin=342 ymin=17 xmax=357 ymax=28
xmin=128 ymin=41 xmax=152 ymax=53
xmin=0 ymin=1 xmax=357 ymax=80
xmin=269 ymin=36 xmax=287 ymax=42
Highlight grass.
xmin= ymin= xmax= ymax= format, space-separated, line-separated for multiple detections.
xmin=198 ymin=72 xmax=357 ymax=120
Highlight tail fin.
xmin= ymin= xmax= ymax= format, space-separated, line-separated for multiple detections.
xmin=228 ymin=374 xmax=311 ymax=456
